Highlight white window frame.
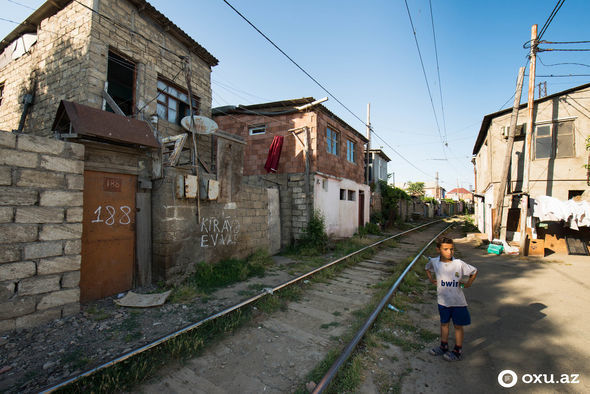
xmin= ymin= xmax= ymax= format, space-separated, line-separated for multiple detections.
xmin=248 ymin=124 xmax=266 ymax=135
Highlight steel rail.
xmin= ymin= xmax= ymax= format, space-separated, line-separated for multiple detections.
xmin=312 ymin=222 xmax=454 ymax=393
xmin=41 ymin=218 xmax=447 ymax=393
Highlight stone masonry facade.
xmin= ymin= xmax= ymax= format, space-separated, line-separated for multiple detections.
xmin=0 ymin=132 xmax=84 ymax=333
xmin=0 ymin=0 xmax=214 ymax=165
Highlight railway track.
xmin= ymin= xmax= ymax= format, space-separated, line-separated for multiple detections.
xmin=42 ymin=219 xmax=453 ymax=393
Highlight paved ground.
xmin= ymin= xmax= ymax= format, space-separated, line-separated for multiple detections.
xmin=399 ymin=237 xmax=590 ymax=393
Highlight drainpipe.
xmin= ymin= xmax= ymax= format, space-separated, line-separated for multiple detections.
xmin=16 ymin=90 xmax=35 ymax=133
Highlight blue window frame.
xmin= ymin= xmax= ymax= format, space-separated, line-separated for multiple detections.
xmin=346 ymin=140 xmax=355 ymax=163
xmin=327 ymin=127 xmax=339 ymax=155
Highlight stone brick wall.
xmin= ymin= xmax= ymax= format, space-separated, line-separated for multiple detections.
xmin=0 ymin=0 xmax=93 ymax=134
xmin=0 ymin=0 xmax=214 ymax=165
xmin=0 ymin=132 xmax=84 ymax=333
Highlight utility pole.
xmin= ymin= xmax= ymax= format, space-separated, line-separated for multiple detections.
xmin=492 ymin=66 xmax=525 ymax=239
xmin=435 ymin=171 xmax=439 ymax=199
xmin=365 ymin=103 xmax=371 ymax=185
xmin=519 ymin=24 xmax=537 ymax=254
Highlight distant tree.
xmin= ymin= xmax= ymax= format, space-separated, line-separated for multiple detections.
xmin=406 ymin=181 xmax=425 ymax=197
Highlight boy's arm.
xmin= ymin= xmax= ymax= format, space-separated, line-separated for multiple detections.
xmin=463 ymin=270 xmax=478 ymax=288
xmin=425 ymin=269 xmax=436 ymax=284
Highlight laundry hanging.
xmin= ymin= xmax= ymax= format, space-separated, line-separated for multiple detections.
xmin=264 ymin=135 xmax=284 ymax=173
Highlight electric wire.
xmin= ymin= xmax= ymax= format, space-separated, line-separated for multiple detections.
xmin=5 ymin=0 xmax=36 ymax=11
xmin=538 ymin=55 xmax=590 ymax=68
xmin=221 ymin=0 xmax=436 ymax=180
xmin=537 ymin=0 xmax=566 ymax=41
xmin=429 ymin=0 xmax=448 ymax=145
xmin=221 ymin=0 xmax=368 ymax=130
xmin=403 ymin=0 xmax=446 ymax=159
xmin=0 ymin=16 xmax=20 ymax=24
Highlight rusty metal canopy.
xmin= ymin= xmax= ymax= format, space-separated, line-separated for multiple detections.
xmin=52 ymin=100 xmax=159 ymax=148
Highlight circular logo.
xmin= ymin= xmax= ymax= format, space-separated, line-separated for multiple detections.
xmin=498 ymin=370 xmax=518 ymax=388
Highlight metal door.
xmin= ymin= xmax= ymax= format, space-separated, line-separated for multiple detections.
xmin=81 ymin=170 xmax=136 ymax=302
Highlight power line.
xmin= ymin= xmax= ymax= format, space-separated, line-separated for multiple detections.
xmin=221 ymin=0 xmax=436 ymax=180
xmin=429 ymin=0 xmax=447 ymax=145
xmin=221 ymin=0 xmax=367 ymax=129
xmin=403 ymin=0 xmax=446 ymax=159
xmin=538 ymin=55 xmax=590 ymax=68
xmin=537 ymin=0 xmax=566 ymax=41
xmin=0 ymin=16 xmax=20 ymax=24
xmin=5 ymin=0 xmax=36 ymax=11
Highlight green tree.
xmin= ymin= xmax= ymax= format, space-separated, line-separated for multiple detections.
xmin=406 ymin=181 xmax=425 ymax=197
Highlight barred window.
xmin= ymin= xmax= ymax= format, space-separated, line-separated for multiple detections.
xmin=157 ymin=78 xmax=200 ymax=125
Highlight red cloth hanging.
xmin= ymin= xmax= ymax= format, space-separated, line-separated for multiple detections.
xmin=264 ymin=135 xmax=284 ymax=173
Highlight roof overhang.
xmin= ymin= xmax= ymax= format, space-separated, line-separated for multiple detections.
xmin=52 ymin=100 xmax=159 ymax=148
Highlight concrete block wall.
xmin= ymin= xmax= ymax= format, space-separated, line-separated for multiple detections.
xmin=152 ymin=168 xmax=271 ymax=284
xmin=243 ymin=174 xmax=293 ymax=248
xmin=0 ymin=132 xmax=84 ymax=333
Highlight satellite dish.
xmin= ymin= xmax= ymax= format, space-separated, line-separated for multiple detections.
xmin=181 ymin=115 xmax=218 ymax=135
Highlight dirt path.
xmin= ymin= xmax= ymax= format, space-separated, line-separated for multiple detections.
xmin=360 ymin=230 xmax=590 ymax=393
xmin=135 ymin=223 xmax=450 ymax=393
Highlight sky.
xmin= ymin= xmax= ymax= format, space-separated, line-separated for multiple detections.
xmin=2 ymin=0 xmax=589 ymax=191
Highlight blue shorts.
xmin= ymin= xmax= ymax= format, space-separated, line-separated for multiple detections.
xmin=438 ymin=304 xmax=471 ymax=326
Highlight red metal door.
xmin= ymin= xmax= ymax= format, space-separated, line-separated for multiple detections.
xmin=81 ymin=170 xmax=136 ymax=302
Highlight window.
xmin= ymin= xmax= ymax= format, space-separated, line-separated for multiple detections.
xmin=348 ymin=190 xmax=355 ymax=201
xmin=569 ymin=190 xmax=584 ymax=199
xmin=157 ymin=78 xmax=200 ymax=125
xmin=534 ymin=120 xmax=575 ymax=160
xmin=346 ymin=140 xmax=355 ymax=163
xmin=248 ymin=124 xmax=266 ymax=135
xmin=327 ymin=127 xmax=339 ymax=155
xmin=534 ymin=125 xmax=552 ymax=159
xmin=107 ymin=51 xmax=135 ymax=116
xmin=555 ymin=121 xmax=574 ymax=158
xmin=0 ymin=82 xmax=4 ymax=106
xmin=340 ymin=188 xmax=346 ymax=200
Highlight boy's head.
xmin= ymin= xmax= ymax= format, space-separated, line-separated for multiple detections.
xmin=436 ymin=237 xmax=454 ymax=261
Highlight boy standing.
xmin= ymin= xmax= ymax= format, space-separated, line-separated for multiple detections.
xmin=425 ymin=237 xmax=477 ymax=361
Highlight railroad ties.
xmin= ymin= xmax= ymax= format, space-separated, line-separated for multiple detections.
xmin=136 ymin=221 xmax=451 ymax=393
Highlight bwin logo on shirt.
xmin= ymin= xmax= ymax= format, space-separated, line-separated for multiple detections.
xmin=440 ymin=280 xmax=460 ymax=287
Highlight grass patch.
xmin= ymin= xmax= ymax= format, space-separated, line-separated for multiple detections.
xmin=85 ymin=306 xmax=110 ymax=321
xmin=320 ymin=321 xmax=341 ymax=329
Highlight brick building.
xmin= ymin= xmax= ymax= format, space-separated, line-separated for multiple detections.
xmin=213 ymin=98 xmax=370 ymax=241
xmin=0 ymin=0 xmax=278 ymax=331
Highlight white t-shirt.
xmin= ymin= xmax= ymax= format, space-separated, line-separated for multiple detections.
xmin=425 ymin=256 xmax=477 ymax=307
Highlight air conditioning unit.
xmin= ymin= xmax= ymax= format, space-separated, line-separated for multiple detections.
xmin=501 ymin=124 xmax=525 ymax=139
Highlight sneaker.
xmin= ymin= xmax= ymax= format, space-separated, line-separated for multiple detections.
xmin=429 ymin=346 xmax=448 ymax=356
xmin=443 ymin=351 xmax=462 ymax=361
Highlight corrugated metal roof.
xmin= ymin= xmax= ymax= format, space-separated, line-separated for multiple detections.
xmin=0 ymin=0 xmax=218 ymax=67
xmin=52 ymin=100 xmax=159 ymax=148
xmin=472 ymin=82 xmax=590 ymax=156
